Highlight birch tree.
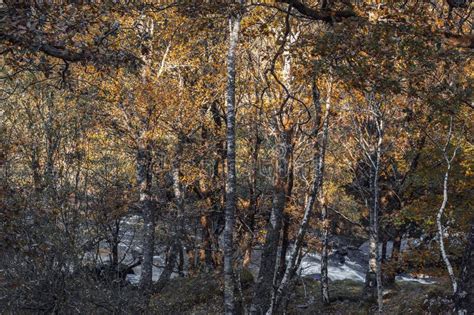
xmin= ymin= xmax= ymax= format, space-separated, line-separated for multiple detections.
xmin=319 ymin=76 xmax=333 ymax=305
xmin=135 ymin=14 xmax=156 ymax=292
xmin=433 ymin=117 xmax=459 ymax=294
xmin=223 ymin=3 xmax=242 ymax=313
xmin=352 ymin=93 xmax=384 ymax=313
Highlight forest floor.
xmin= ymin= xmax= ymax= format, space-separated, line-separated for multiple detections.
xmin=150 ymin=272 xmax=454 ymax=314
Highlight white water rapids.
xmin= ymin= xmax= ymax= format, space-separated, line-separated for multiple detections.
xmin=89 ymin=215 xmax=436 ymax=285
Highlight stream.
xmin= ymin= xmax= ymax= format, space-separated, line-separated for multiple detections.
xmin=88 ymin=215 xmax=437 ymax=286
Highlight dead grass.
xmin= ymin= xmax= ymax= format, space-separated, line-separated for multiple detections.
xmin=150 ymin=274 xmax=453 ymax=314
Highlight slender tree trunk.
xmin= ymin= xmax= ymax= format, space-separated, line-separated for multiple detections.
xmin=391 ymin=232 xmax=402 ymax=263
xmin=374 ymin=116 xmax=384 ymax=314
xmin=251 ymin=15 xmax=296 ymax=313
xmin=138 ymin=138 xmax=155 ymax=291
xmin=111 ymin=219 xmax=120 ymax=268
xmin=362 ymin=99 xmax=384 ymax=315
xmin=137 ymin=13 xmax=156 ymax=294
xmin=320 ymin=77 xmax=333 ymax=306
xmin=223 ymin=10 xmax=241 ymax=314
xmin=155 ymin=241 xmax=179 ymax=292
xmin=178 ymin=244 xmax=185 ymax=277
xmin=437 ymin=154 xmax=457 ymax=294
xmin=277 ymin=213 xmax=290 ymax=284
xmin=321 ymin=202 xmax=330 ymax=304
xmin=243 ymin=121 xmax=260 ymax=268
xmin=375 ymin=151 xmax=383 ymax=315
xmin=172 ymin=136 xmax=186 ymax=279
xmin=381 ymin=239 xmax=387 ymax=263
xmin=364 ymin=166 xmax=379 ymax=301
xmin=251 ymin=129 xmax=291 ymax=314
xmin=277 ymin=156 xmax=294 ymax=283
xmin=200 ymin=215 xmax=214 ymax=270
xmin=268 ymin=74 xmax=331 ymax=314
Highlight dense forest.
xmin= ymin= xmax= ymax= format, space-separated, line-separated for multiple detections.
xmin=1 ymin=0 xmax=473 ymax=314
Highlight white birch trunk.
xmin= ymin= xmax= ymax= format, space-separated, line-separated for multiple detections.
xmin=223 ymin=8 xmax=241 ymax=315
xmin=437 ymin=164 xmax=457 ymax=293
xmin=436 ymin=118 xmax=458 ymax=294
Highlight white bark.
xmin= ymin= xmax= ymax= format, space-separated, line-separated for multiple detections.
xmin=437 ymin=165 xmax=457 ymax=294
xmin=356 ymin=93 xmax=384 ymax=314
xmin=374 ymin=120 xmax=383 ymax=315
xmin=224 ymin=8 xmax=241 ymax=315
xmin=136 ymin=14 xmax=156 ymax=292
xmin=436 ymin=118 xmax=458 ymax=294
xmin=320 ymin=77 xmax=332 ymax=306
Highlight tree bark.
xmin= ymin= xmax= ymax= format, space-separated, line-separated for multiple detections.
xmin=321 ymin=202 xmax=330 ymax=304
xmin=172 ymin=136 xmax=186 ymax=278
xmin=381 ymin=239 xmax=387 ymax=263
xmin=223 ymin=9 xmax=241 ymax=314
xmin=243 ymin=119 xmax=260 ymax=268
xmin=251 ymin=128 xmax=292 ymax=314
xmin=137 ymin=138 xmax=155 ymax=291
xmin=110 ymin=219 xmax=120 ymax=269
xmin=200 ymin=214 xmax=214 ymax=270
xmin=155 ymin=241 xmax=179 ymax=292
xmin=137 ymin=13 xmax=156 ymax=294
xmin=436 ymin=119 xmax=458 ymax=294
xmin=392 ymin=233 xmax=402 ymax=263
xmin=361 ymin=95 xmax=384 ymax=315
xmin=251 ymin=13 xmax=296 ymax=313
xmin=277 ymin=213 xmax=290 ymax=284
xmin=268 ymin=74 xmax=331 ymax=314
xmin=320 ymin=77 xmax=333 ymax=306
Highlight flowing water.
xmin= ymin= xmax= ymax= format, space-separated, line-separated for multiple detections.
xmin=89 ymin=215 xmax=436 ymax=285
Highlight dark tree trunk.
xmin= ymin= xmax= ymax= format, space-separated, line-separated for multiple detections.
xmin=137 ymin=139 xmax=155 ymax=292
xmin=244 ymin=122 xmax=260 ymax=268
xmin=455 ymin=219 xmax=474 ymax=315
xmin=269 ymin=73 xmax=331 ymax=313
xmin=277 ymin=213 xmax=290 ymax=284
xmin=251 ymin=11 xmax=296 ymax=311
xmin=200 ymin=215 xmax=214 ymax=270
xmin=277 ymin=155 xmax=294 ymax=283
xmin=319 ymin=76 xmax=333 ymax=307
xmin=172 ymin=137 xmax=186 ymax=279
xmin=321 ymin=202 xmax=330 ymax=305
xmin=155 ymin=241 xmax=180 ymax=292
xmin=381 ymin=239 xmax=387 ymax=263
xmin=251 ymin=129 xmax=292 ymax=314
xmin=110 ymin=219 xmax=120 ymax=268
xmin=392 ymin=233 xmax=402 ymax=263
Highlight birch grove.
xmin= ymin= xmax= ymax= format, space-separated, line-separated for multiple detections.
xmin=1 ymin=1 xmax=472 ymax=314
